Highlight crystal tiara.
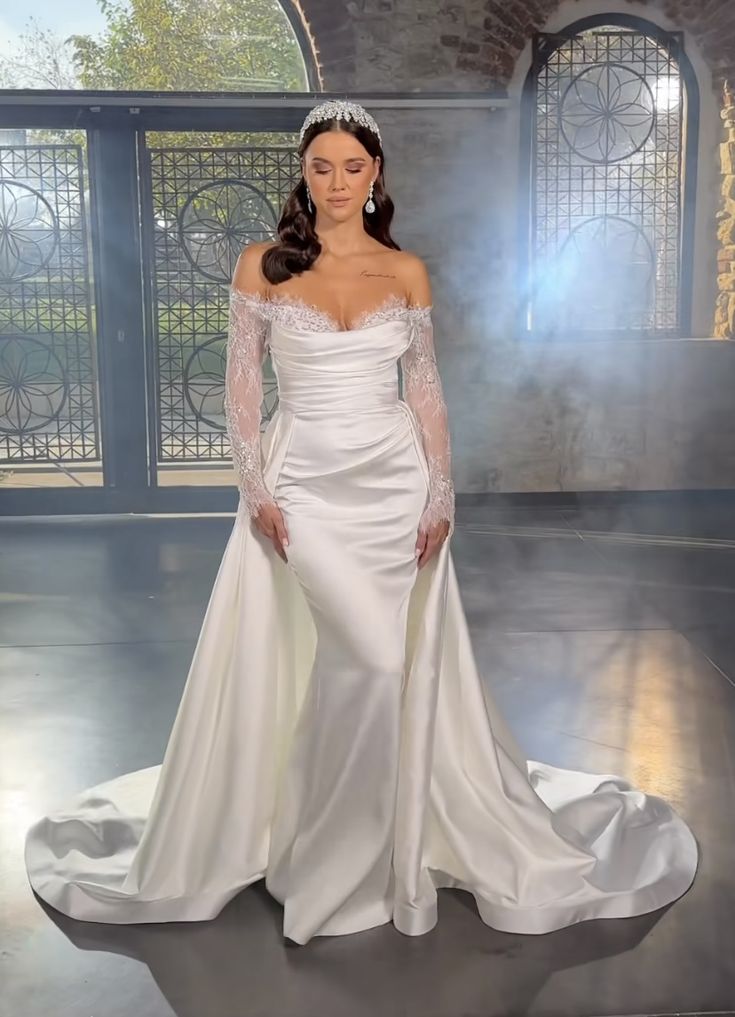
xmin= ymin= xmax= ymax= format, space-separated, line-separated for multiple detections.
xmin=299 ymin=99 xmax=382 ymax=146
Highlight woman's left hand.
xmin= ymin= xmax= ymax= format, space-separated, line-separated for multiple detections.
xmin=415 ymin=519 xmax=451 ymax=569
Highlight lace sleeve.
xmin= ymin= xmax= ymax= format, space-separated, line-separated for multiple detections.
xmin=401 ymin=306 xmax=455 ymax=535
xmin=224 ymin=287 xmax=276 ymax=517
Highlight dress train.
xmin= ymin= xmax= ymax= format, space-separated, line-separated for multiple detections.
xmin=24 ymin=292 xmax=698 ymax=943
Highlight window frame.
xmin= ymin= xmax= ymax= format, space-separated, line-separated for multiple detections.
xmin=518 ymin=12 xmax=701 ymax=340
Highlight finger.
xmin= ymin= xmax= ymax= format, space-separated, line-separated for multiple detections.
xmin=417 ymin=536 xmax=436 ymax=569
xmin=275 ymin=514 xmax=289 ymax=549
xmin=415 ymin=528 xmax=427 ymax=558
xmin=272 ymin=535 xmax=287 ymax=562
xmin=416 ymin=529 xmax=430 ymax=568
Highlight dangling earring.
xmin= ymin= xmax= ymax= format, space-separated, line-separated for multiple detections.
xmin=306 ymin=185 xmax=313 ymax=214
xmin=364 ymin=181 xmax=375 ymax=214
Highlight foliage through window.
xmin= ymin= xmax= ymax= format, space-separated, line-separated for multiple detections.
xmin=0 ymin=0 xmax=308 ymax=93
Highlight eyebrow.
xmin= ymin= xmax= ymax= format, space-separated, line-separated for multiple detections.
xmin=310 ymin=156 xmax=367 ymax=165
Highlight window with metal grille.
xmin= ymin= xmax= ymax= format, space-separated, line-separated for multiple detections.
xmin=522 ymin=16 xmax=699 ymax=339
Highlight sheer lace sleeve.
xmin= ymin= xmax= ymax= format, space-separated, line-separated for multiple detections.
xmin=401 ymin=306 xmax=455 ymax=535
xmin=224 ymin=287 xmax=276 ymax=517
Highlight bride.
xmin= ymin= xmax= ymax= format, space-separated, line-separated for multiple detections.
xmin=24 ymin=99 xmax=698 ymax=946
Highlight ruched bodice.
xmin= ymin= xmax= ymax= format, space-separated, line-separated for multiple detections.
xmin=221 ymin=288 xmax=456 ymax=534
xmin=269 ymin=316 xmax=412 ymax=417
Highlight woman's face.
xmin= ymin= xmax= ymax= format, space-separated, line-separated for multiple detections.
xmin=302 ymin=128 xmax=379 ymax=219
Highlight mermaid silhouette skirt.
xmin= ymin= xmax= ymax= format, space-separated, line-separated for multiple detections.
xmin=24 ymin=313 xmax=698 ymax=944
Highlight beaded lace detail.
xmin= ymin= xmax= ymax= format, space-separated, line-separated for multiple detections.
xmin=236 ymin=290 xmax=409 ymax=333
xmin=225 ymin=287 xmax=455 ymax=534
xmin=224 ymin=289 xmax=275 ymax=517
xmin=401 ymin=306 xmax=455 ymax=535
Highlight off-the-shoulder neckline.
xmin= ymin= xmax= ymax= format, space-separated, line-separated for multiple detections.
xmin=228 ymin=287 xmax=432 ymax=332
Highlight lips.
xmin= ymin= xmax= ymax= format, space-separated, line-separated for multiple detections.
xmin=328 ymin=198 xmax=350 ymax=204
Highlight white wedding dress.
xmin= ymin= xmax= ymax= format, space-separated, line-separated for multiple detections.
xmin=24 ymin=287 xmax=699 ymax=945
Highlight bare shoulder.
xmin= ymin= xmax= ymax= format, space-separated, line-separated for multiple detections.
xmin=393 ymin=250 xmax=432 ymax=307
xmin=231 ymin=240 xmax=278 ymax=296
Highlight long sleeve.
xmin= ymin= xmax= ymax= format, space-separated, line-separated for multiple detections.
xmin=224 ymin=287 xmax=276 ymax=517
xmin=401 ymin=306 xmax=455 ymax=535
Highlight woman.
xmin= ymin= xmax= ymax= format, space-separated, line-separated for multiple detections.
xmin=25 ymin=100 xmax=698 ymax=946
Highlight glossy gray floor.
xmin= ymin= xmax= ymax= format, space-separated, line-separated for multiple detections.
xmin=1 ymin=502 xmax=734 ymax=1017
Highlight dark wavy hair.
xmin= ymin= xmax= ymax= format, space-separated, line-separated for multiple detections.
xmin=261 ymin=118 xmax=401 ymax=284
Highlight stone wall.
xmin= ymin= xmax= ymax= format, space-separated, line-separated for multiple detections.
xmin=300 ymin=0 xmax=735 ymax=92
xmin=715 ymin=82 xmax=735 ymax=338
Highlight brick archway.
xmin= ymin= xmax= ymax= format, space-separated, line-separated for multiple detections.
xmin=296 ymin=0 xmax=735 ymax=335
xmin=291 ymin=0 xmax=358 ymax=90
xmin=296 ymin=1 xmax=732 ymax=94
xmin=297 ymin=0 xmax=733 ymax=93
xmin=445 ymin=0 xmax=729 ymax=91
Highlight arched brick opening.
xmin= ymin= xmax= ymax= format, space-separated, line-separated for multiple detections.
xmin=292 ymin=0 xmax=358 ymax=90
xmin=470 ymin=0 xmax=734 ymax=336
xmin=297 ymin=0 xmax=733 ymax=97
xmin=297 ymin=0 xmax=734 ymax=335
xmin=519 ymin=11 xmax=701 ymax=338
xmin=433 ymin=0 xmax=734 ymax=92
xmin=273 ymin=0 xmax=326 ymax=90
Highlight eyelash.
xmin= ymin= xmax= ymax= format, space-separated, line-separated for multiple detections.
xmin=313 ymin=169 xmax=363 ymax=175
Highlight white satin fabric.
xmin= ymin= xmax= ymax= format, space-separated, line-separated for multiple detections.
xmin=25 ymin=314 xmax=698 ymax=944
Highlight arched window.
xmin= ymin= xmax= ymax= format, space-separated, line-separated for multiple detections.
xmin=0 ymin=0 xmax=316 ymax=92
xmin=521 ymin=15 xmax=699 ymax=338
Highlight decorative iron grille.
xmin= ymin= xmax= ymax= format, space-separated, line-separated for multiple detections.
xmin=144 ymin=144 xmax=300 ymax=465
xmin=0 ymin=145 xmax=100 ymax=462
xmin=530 ymin=25 xmax=686 ymax=336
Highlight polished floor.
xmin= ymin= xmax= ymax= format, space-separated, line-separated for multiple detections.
xmin=1 ymin=501 xmax=734 ymax=1017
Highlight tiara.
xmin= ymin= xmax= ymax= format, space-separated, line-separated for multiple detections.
xmin=299 ymin=99 xmax=382 ymax=145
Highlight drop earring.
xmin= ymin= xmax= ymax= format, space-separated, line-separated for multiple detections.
xmin=364 ymin=181 xmax=375 ymax=214
xmin=306 ymin=185 xmax=313 ymax=214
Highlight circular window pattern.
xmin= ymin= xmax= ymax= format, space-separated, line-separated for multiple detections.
xmin=0 ymin=182 xmax=58 ymax=282
xmin=559 ymin=215 xmax=654 ymax=323
xmin=183 ymin=337 xmax=278 ymax=433
xmin=560 ymin=63 xmax=655 ymax=163
xmin=0 ymin=336 xmax=68 ymax=434
xmin=179 ymin=181 xmax=278 ymax=284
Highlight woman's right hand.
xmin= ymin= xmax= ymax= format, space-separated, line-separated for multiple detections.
xmin=253 ymin=500 xmax=290 ymax=562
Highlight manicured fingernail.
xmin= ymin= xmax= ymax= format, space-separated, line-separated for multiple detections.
xmin=283 ymin=538 xmax=289 ymax=546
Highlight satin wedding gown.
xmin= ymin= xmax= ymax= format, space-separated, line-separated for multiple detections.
xmin=24 ymin=287 xmax=699 ymax=944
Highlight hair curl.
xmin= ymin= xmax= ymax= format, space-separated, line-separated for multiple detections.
xmin=261 ymin=118 xmax=400 ymax=284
